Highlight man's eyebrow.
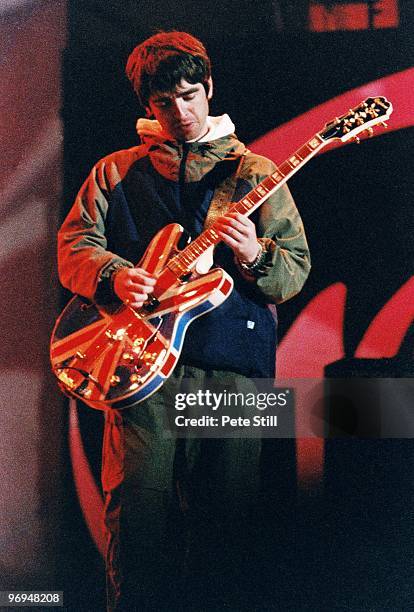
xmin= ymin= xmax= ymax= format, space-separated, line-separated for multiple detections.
xmin=152 ymin=86 xmax=199 ymax=102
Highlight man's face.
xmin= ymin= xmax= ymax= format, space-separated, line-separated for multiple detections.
xmin=147 ymin=78 xmax=212 ymax=142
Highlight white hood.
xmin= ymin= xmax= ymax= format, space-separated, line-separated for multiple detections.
xmin=136 ymin=114 xmax=235 ymax=143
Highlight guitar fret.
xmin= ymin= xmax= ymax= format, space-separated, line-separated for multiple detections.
xmin=189 ymin=243 xmax=202 ymax=255
xmin=309 ymin=136 xmax=321 ymax=149
xmin=256 ymin=184 xmax=269 ymax=196
xmin=298 ymin=145 xmax=311 ymax=158
xmin=237 ymin=201 xmax=250 ymax=212
xmin=168 ymin=260 xmax=187 ymax=274
xmin=288 ymin=155 xmax=301 ymax=168
xmin=272 ymin=162 xmax=291 ymax=179
xmin=232 ymin=198 xmax=251 ymax=214
xmin=300 ymin=142 xmax=316 ymax=157
xmin=249 ymin=191 xmax=262 ymax=204
xmin=266 ymin=172 xmax=283 ymax=187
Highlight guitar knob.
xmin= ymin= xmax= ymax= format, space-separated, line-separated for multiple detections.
xmin=110 ymin=375 xmax=121 ymax=386
xmin=130 ymin=373 xmax=142 ymax=383
xmin=122 ymin=352 xmax=134 ymax=362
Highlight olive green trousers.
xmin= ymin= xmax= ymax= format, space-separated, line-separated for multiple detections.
xmin=102 ymin=365 xmax=264 ymax=612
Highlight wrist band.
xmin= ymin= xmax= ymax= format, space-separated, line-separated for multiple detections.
xmin=238 ymin=242 xmax=266 ymax=272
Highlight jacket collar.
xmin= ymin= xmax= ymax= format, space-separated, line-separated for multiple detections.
xmin=136 ymin=115 xmax=246 ymax=182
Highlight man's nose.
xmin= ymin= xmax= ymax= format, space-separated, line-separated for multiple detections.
xmin=171 ymin=98 xmax=188 ymax=119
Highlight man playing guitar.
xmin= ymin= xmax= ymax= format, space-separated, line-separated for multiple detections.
xmin=58 ymin=31 xmax=310 ymax=611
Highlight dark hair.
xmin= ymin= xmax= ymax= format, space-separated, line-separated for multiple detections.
xmin=125 ymin=31 xmax=211 ymax=108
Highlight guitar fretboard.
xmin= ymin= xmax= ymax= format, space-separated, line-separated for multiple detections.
xmin=167 ymin=132 xmax=326 ymax=276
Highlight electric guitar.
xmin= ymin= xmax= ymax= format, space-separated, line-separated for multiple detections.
xmin=51 ymin=96 xmax=393 ymax=410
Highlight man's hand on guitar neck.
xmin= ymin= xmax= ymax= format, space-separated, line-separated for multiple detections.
xmin=112 ymin=267 xmax=157 ymax=308
xmin=215 ymin=212 xmax=261 ymax=264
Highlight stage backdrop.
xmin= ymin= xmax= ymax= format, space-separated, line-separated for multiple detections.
xmin=0 ymin=0 xmax=66 ymax=593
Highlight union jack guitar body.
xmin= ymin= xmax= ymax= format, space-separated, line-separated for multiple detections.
xmin=51 ymin=223 xmax=233 ymax=409
xmin=50 ymin=97 xmax=393 ymax=410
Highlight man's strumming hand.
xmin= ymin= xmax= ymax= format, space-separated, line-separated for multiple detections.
xmin=112 ymin=267 xmax=157 ymax=308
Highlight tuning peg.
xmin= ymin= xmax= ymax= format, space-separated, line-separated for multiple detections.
xmin=355 ymin=136 xmax=361 ymax=144
xmin=380 ymin=122 xmax=388 ymax=128
xmin=366 ymin=127 xmax=374 ymax=137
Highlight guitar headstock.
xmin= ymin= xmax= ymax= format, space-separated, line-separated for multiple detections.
xmin=320 ymin=97 xmax=393 ymax=144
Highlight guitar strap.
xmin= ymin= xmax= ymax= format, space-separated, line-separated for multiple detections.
xmin=203 ymin=149 xmax=249 ymax=229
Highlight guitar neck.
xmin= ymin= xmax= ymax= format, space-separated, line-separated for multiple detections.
xmin=168 ymin=132 xmax=327 ymax=274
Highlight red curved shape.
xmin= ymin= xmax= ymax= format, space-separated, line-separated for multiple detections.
xmin=68 ymin=399 xmax=106 ymax=556
xmin=277 ymin=283 xmax=347 ymax=378
xmin=277 ymin=283 xmax=347 ymax=488
xmin=355 ymin=275 xmax=414 ymax=358
xmin=250 ymin=68 xmax=414 ymax=164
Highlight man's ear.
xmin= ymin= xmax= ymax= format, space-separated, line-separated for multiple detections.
xmin=145 ymin=106 xmax=153 ymax=118
xmin=206 ymin=77 xmax=213 ymax=100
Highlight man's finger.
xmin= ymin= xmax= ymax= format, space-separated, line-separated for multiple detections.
xmin=128 ymin=269 xmax=157 ymax=284
xmin=128 ymin=291 xmax=149 ymax=304
xmin=217 ymin=218 xmax=250 ymax=237
xmin=126 ymin=280 xmax=155 ymax=293
xmin=216 ymin=221 xmax=245 ymax=239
